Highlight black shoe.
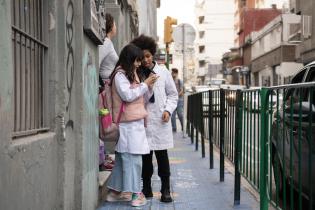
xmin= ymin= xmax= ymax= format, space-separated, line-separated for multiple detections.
xmin=160 ymin=189 xmax=173 ymax=203
xmin=142 ymin=188 xmax=153 ymax=198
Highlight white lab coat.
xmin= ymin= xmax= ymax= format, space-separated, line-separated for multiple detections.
xmin=145 ymin=64 xmax=178 ymax=150
xmin=114 ymin=72 xmax=151 ymax=154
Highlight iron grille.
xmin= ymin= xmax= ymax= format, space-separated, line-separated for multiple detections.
xmin=11 ymin=0 xmax=48 ymax=137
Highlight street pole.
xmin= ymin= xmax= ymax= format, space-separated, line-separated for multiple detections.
xmin=182 ymin=24 xmax=186 ymax=85
xmin=166 ymin=43 xmax=170 ymax=70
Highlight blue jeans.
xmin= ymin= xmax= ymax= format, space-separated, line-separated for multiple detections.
xmin=171 ymin=98 xmax=184 ymax=131
xmin=107 ymin=152 xmax=142 ymax=193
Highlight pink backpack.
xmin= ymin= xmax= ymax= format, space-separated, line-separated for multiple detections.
xmin=99 ymin=70 xmax=124 ymax=143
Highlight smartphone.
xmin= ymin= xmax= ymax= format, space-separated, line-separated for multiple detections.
xmin=148 ymin=69 xmax=156 ymax=74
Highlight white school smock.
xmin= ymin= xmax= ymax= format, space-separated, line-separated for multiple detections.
xmin=145 ymin=64 xmax=178 ymax=150
xmin=114 ymin=72 xmax=151 ymax=154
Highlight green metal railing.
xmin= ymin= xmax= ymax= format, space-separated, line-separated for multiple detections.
xmin=186 ymin=82 xmax=315 ymax=210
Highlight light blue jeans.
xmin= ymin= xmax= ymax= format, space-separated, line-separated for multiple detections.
xmin=107 ymin=152 xmax=142 ymax=193
xmin=171 ymin=98 xmax=184 ymax=131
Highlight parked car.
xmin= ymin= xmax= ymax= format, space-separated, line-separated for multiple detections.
xmin=271 ymin=62 xmax=315 ymax=205
xmin=244 ymin=88 xmax=283 ymax=112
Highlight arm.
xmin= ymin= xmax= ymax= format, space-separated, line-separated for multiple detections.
xmin=114 ymin=72 xmax=149 ymax=102
xmin=144 ymin=88 xmax=154 ymax=103
xmin=164 ymin=70 xmax=179 ymax=114
xmin=98 ymin=43 xmax=108 ymax=68
xmin=178 ymin=79 xmax=184 ymax=96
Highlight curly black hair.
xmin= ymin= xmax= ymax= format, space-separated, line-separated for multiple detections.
xmin=130 ymin=34 xmax=157 ymax=56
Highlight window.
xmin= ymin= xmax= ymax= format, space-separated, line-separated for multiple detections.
xmin=305 ymin=67 xmax=315 ymax=82
xmin=199 ymin=16 xmax=204 ymax=24
xmin=199 ymin=31 xmax=205 ymax=39
xmin=199 ymin=60 xmax=206 ymax=68
xmin=199 ymin=45 xmax=205 ymax=53
xmin=284 ymin=68 xmax=308 ymax=103
xmin=11 ymin=0 xmax=48 ymax=138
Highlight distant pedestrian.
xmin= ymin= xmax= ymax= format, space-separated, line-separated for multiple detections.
xmin=131 ymin=35 xmax=178 ymax=203
xmin=171 ymin=68 xmax=184 ymax=132
xmin=106 ymin=44 xmax=158 ymax=207
xmin=99 ymin=13 xmax=118 ymax=80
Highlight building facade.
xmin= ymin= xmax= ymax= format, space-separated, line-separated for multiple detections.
xmin=195 ymin=0 xmax=235 ymax=84
xmin=234 ymin=0 xmax=288 ymax=47
xmin=290 ymin=0 xmax=315 ymax=64
xmin=250 ymin=14 xmax=303 ymax=86
xmin=223 ymin=7 xmax=281 ymax=85
xmin=0 ymin=0 xmax=157 ymax=210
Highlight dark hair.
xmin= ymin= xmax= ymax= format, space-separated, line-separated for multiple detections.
xmin=111 ymin=44 xmax=143 ymax=83
xmin=130 ymin=34 xmax=157 ymax=56
xmin=105 ymin=13 xmax=114 ymax=35
xmin=171 ymin=68 xmax=178 ymax=73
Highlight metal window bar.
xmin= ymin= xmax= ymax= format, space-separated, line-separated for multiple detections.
xmin=11 ymin=0 xmax=48 ymax=138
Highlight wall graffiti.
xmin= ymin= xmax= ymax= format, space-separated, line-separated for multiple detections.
xmin=82 ymin=50 xmax=98 ymax=171
xmin=65 ymin=0 xmax=74 ymax=129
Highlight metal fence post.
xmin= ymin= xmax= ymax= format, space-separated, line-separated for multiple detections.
xmin=195 ymin=94 xmax=199 ymax=151
xmin=220 ymin=88 xmax=225 ymax=182
xmin=201 ymin=93 xmax=205 ymax=158
xmin=191 ymin=95 xmax=195 ymax=144
xmin=209 ymin=90 xmax=214 ymax=168
xmin=234 ymin=90 xmax=242 ymax=205
xmin=195 ymin=121 xmax=199 ymax=151
xmin=260 ymin=88 xmax=269 ymax=210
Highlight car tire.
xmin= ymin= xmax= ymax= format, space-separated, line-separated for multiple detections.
xmin=272 ymin=149 xmax=287 ymax=197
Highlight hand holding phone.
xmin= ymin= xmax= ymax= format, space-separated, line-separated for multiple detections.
xmin=144 ymin=74 xmax=159 ymax=88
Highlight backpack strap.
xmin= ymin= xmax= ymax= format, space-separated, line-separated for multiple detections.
xmin=116 ymin=103 xmax=125 ymax=124
xmin=110 ymin=66 xmax=126 ymax=124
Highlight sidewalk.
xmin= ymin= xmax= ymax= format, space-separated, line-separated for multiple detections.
xmin=98 ymin=132 xmax=259 ymax=210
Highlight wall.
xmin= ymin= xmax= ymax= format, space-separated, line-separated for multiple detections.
xmin=81 ymin=36 xmax=99 ymax=210
xmin=55 ymin=1 xmax=99 ymax=209
xmin=195 ymin=0 xmax=234 ymax=64
xmin=251 ymin=14 xmax=300 ymax=59
xmin=257 ymin=62 xmax=303 ymax=86
xmin=0 ymin=0 xmax=59 ymax=209
xmin=137 ymin=0 xmax=157 ymax=37
xmin=240 ymin=8 xmax=281 ymax=46
xmin=295 ymin=0 xmax=315 ymax=64
xmin=0 ymin=0 xmax=99 ymax=209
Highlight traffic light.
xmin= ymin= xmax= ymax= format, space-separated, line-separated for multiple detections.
xmin=164 ymin=16 xmax=177 ymax=44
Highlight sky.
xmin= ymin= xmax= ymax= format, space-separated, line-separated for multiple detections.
xmin=157 ymin=0 xmax=196 ymax=42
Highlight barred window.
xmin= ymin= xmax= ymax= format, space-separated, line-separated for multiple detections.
xmin=11 ymin=0 xmax=49 ymax=138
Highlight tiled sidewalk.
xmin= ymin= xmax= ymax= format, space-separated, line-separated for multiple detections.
xmin=98 ymin=132 xmax=259 ymax=210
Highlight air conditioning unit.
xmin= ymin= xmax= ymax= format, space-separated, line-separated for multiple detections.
xmin=302 ymin=15 xmax=312 ymax=39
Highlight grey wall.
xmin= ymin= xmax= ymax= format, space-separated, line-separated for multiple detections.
xmin=295 ymin=0 xmax=315 ymax=64
xmin=0 ymin=0 xmax=99 ymax=209
xmin=0 ymin=1 xmax=60 ymax=209
xmin=104 ymin=0 xmax=157 ymax=53
xmin=137 ymin=0 xmax=158 ymax=38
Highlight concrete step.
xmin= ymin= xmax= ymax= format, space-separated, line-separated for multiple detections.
xmin=98 ymin=154 xmax=115 ymax=205
xmin=98 ymin=171 xmax=111 ymax=205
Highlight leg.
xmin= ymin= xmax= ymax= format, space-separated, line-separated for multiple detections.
xmin=155 ymin=150 xmax=172 ymax=202
xmin=141 ymin=151 xmax=154 ymax=197
xmin=171 ymin=108 xmax=177 ymax=132
xmin=107 ymin=152 xmax=123 ymax=192
xmin=177 ymin=99 xmax=184 ymax=131
xmin=120 ymin=153 xmax=147 ymax=207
